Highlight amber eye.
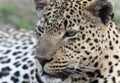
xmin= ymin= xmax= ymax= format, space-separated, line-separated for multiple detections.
xmin=37 ymin=26 xmax=44 ymax=33
xmin=36 ymin=17 xmax=46 ymax=33
xmin=64 ymin=30 xmax=77 ymax=37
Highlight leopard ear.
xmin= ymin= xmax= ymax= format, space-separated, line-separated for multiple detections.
xmin=34 ymin=0 xmax=51 ymax=17
xmin=34 ymin=0 xmax=50 ymax=11
xmin=87 ymin=0 xmax=114 ymax=24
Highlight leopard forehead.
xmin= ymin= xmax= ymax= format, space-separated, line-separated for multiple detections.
xmin=41 ymin=0 xmax=103 ymax=34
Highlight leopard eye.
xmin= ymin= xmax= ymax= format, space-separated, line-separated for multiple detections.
xmin=38 ymin=26 xmax=44 ymax=33
xmin=64 ymin=30 xmax=77 ymax=37
xmin=36 ymin=17 xmax=45 ymax=33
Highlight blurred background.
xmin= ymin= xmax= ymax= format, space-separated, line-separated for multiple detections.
xmin=0 ymin=0 xmax=120 ymax=30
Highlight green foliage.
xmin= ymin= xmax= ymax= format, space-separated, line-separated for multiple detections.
xmin=0 ymin=3 xmax=120 ymax=30
xmin=114 ymin=14 xmax=120 ymax=27
xmin=0 ymin=3 xmax=17 ymax=16
xmin=9 ymin=17 xmax=33 ymax=30
xmin=0 ymin=3 xmax=34 ymax=30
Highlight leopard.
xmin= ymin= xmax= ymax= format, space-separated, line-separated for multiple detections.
xmin=0 ymin=0 xmax=120 ymax=83
xmin=34 ymin=0 xmax=120 ymax=83
xmin=0 ymin=26 xmax=41 ymax=83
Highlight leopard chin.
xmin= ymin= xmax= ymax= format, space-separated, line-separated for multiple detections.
xmin=40 ymin=73 xmax=72 ymax=83
xmin=40 ymin=75 xmax=63 ymax=83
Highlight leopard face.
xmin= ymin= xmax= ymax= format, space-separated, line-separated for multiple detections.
xmin=34 ymin=0 xmax=114 ymax=82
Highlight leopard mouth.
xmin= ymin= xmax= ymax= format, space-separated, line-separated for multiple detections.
xmin=36 ymin=55 xmax=73 ymax=78
xmin=40 ymin=73 xmax=63 ymax=83
xmin=41 ymin=68 xmax=72 ymax=80
xmin=40 ymin=68 xmax=74 ymax=83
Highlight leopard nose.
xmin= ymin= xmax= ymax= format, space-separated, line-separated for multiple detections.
xmin=38 ymin=58 xmax=53 ymax=67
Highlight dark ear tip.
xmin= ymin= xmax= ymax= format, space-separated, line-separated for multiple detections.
xmin=98 ymin=1 xmax=114 ymax=24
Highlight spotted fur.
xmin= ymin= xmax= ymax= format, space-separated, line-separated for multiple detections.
xmin=0 ymin=27 xmax=42 ymax=83
xmin=35 ymin=0 xmax=120 ymax=83
xmin=0 ymin=0 xmax=120 ymax=83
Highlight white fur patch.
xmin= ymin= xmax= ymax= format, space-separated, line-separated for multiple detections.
xmin=41 ymin=75 xmax=62 ymax=83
